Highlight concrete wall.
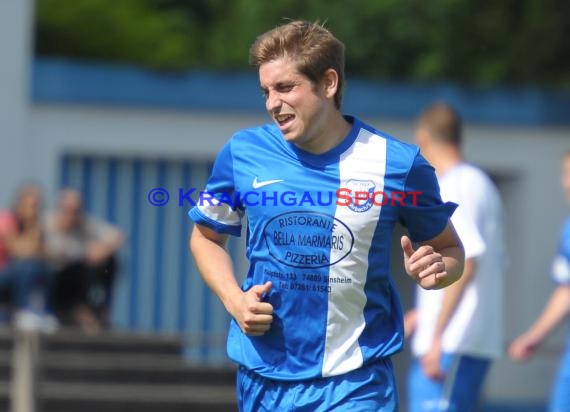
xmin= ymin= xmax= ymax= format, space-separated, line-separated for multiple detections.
xmin=0 ymin=0 xmax=35 ymax=205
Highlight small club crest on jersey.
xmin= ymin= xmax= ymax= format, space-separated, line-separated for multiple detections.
xmin=345 ymin=179 xmax=375 ymax=213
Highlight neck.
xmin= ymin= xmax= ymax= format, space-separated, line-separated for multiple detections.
xmin=297 ymin=111 xmax=351 ymax=154
xmin=427 ymin=146 xmax=463 ymax=176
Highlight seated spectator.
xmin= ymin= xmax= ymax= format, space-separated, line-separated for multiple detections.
xmin=0 ymin=183 xmax=55 ymax=331
xmin=44 ymin=188 xmax=124 ymax=333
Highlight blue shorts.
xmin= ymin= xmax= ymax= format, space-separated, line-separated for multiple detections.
xmin=407 ymin=353 xmax=491 ymax=412
xmin=550 ymin=338 xmax=570 ymax=412
xmin=236 ymin=358 xmax=398 ymax=412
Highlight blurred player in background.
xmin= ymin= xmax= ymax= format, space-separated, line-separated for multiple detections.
xmin=509 ymin=150 xmax=570 ymax=412
xmin=189 ymin=20 xmax=464 ymax=411
xmin=405 ymin=102 xmax=506 ymax=412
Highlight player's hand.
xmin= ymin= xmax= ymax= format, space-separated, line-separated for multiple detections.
xmin=508 ymin=334 xmax=539 ymax=361
xmin=231 ymin=281 xmax=273 ymax=336
xmin=401 ymin=236 xmax=447 ymax=290
xmin=422 ymin=338 xmax=445 ymax=380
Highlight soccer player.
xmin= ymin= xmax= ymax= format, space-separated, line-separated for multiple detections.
xmin=189 ymin=20 xmax=465 ymax=411
xmin=509 ymin=150 xmax=570 ymax=412
xmin=404 ymin=103 xmax=506 ymax=411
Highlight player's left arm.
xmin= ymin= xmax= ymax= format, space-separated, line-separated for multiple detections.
xmin=401 ymin=221 xmax=464 ymax=290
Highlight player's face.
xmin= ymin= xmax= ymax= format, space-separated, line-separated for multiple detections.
xmin=259 ymin=58 xmax=332 ymax=151
xmin=561 ymin=155 xmax=570 ymax=203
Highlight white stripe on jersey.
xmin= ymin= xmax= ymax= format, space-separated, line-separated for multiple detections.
xmin=322 ymin=129 xmax=387 ymax=377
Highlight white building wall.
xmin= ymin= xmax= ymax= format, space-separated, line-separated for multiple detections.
xmin=28 ymin=105 xmax=267 ymax=206
xmin=0 ymin=0 xmax=35 ymax=205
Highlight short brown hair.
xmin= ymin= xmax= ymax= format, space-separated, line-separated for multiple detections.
xmin=249 ymin=20 xmax=345 ymax=109
xmin=417 ymin=102 xmax=463 ymax=147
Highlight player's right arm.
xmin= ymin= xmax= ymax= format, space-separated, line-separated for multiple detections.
xmin=190 ymin=224 xmax=273 ymax=336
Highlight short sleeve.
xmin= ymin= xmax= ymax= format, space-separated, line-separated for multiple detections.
xmin=552 ymin=219 xmax=570 ymax=285
xmin=84 ymin=216 xmax=120 ymax=241
xmin=0 ymin=212 xmax=17 ymax=268
xmin=0 ymin=212 xmax=17 ymax=236
xmin=398 ymin=153 xmax=457 ymax=242
xmin=449 ymin=213 xmax=485 ymax=259
xmin=552 ymin=255 xmax=570 ymax=284
xmin=445 ymin=171 xmax=487 ymax=259
xmin=188 ymin=140 xmax=243 ymax=236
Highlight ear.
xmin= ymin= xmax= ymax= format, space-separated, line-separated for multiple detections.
xmin=321 ymin=68 xmax=339 ymax=99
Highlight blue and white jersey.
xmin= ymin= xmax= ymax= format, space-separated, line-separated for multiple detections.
xmin=552 ymin=217 xmax=570 ymax=285
xmin=551 ymin=217 xmax=570 ymax=412
xmin=189 ymin=116 xmax=456 ymax=381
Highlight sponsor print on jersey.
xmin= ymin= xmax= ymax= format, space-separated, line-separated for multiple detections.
xmin=263 ymin=211 xmax=354 ymax=269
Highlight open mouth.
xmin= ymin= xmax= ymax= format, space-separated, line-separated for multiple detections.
xmin=275 ymin=114 xmax=295 ymax=129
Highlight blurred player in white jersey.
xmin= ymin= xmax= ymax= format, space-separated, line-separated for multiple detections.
xmin=406 ymin=102 xmax=506 ymax=412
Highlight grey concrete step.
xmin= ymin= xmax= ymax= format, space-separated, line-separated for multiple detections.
xmin=39 ymin=381 xmax=236 ymax=412
xmin=40 ymin=351 xmax=236 ymax=385
xmin=40 ymin=381 xmax=236 ymax=403
xmin=41 ymin=329 xmax=185 ymax=356
xmin=0 ymin=327 xmax=238 ymax=411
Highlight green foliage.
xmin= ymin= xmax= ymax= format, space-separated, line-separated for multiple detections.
xmin=35 ymin=0 xmax=196 ymax=70
xmin=35 ymin=0 xmax=570 ymax=87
